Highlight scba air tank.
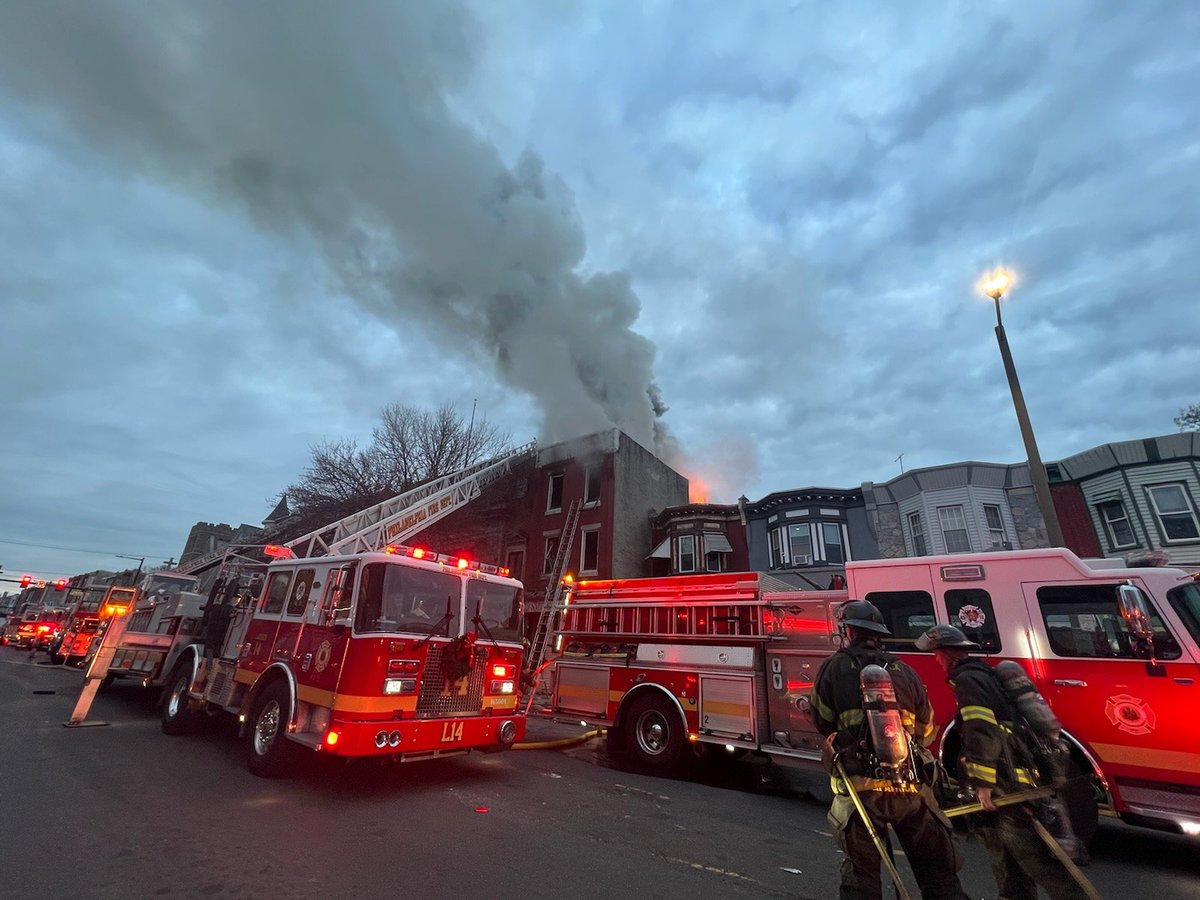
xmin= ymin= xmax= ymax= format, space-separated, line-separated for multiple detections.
xmin=995 ymin=660 xmax=1062 ymax=740
xmin=859 ymin=664 xmax=910 ymax=783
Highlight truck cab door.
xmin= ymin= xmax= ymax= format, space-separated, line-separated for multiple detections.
xmin=292 ymin=564 xmax=355 ymax=695
xmin=1022 ymin=578 xmax=1199 ymax=813
xmin=240 ymin=569 xmax=292 ymax=676
xmin=273 ymin=568 xmax=316 ymax=669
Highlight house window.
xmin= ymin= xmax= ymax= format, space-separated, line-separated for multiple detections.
xmin=938 ymin=505 xmax=971 ymax=553
xmin=505 ymin=547 xmax=525 ymax=581
xmin=768 ymin=528 xmax=785 ymax=568
xmin=705 ymin=549 xmax=727 ymax=572
xmin=822 ymin=523 xmax=845 ymax=565
xmin=1145 ymin=484 xmax=1200 ymax=542
xmin=542 ymin=533 xmax=560 ymax=576
xmin=788 ymin=523 xmax=812 ymax=565
xmin=580 ymin=527 xmax=600 ymax=575
xmin=1096 ymin=499 xmax=1137 ymax=549
xmin=546 ymin=473 xmax=564 ymax=514
xmin=982 ymin=505 xmax=1006 ymax=549
xmin=907 ymin=511 xmax=928 ymax=556
xmin=677 ymin=534 xmax=696 ymax=573
xmin=584 ymin=465 xmax=602 ymax=506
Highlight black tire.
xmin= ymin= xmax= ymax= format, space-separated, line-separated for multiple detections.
xmin=161 ymin=664 xmax=201 ymax=735
xmin=1060 ymin=758 xmax=1100 ymax=845
xmin=621 ymin=692 xmax=687 ymax=775
xmin=245 ymin=681 xmax=298 ymax=778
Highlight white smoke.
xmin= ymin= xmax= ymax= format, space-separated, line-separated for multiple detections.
xmin=0 ymin=1 xmax=667 ymax=450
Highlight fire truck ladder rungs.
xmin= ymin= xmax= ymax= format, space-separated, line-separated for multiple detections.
xmin=283 ymin=441 xmax=537 ymax=559
xmin=526 ymin=499 xmax=582 ymax=677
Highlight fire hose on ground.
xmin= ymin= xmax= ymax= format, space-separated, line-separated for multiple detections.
xmin=513 ymin=729 xmax=605 ymax=751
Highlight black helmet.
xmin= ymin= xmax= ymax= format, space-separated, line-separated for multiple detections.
xmin=839 ymin=599 xmax=891 ymax=635
xmin=915 ymin=623 xmax=980 ymax=651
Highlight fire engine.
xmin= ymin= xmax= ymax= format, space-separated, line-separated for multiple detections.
xmin=52 ymin=585 xmax=137 ymax=666
xmin=148 ymin=443 xmax=537 ymax=776
xmin=3 ymin=603 xmax=70 ymax=650
xmin=548 ymin=547 xmax=1200 ymax=839
xmin=103 ymin=572 xmax=202 ymax=689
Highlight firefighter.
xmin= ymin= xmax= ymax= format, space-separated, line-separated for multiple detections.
xmin=810 ymin=600 xmax=969 ymax=900
xmin=916 ymin=623 xmax=1093 ymax=900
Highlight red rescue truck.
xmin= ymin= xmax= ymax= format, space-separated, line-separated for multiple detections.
xmin=548 ymin=548 xmax=1200 ymax=839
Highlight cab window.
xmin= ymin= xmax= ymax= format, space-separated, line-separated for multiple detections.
xmin=466 ymin=579 xmax=522 ymax=643
xmin=863 ymin=590 xmax=936 ymax=652
xmin=1037 ymin=584 xmax=1181 ymax=660
xmin=355 ymin=562 xmax=461 ymax=635
xmin=261 ymin=571 xmax=293 ymax=616
xmin=286 ymin=569 xmax=316 ymax=617
xmin=944 ymin=588 xmax=1002 ymax=653
xmin=1167 ymin=582 xmax=1200 ymax=647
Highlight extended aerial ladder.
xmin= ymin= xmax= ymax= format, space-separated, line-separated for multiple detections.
xmin=524 ymin=499 xmax=582 ymax=706
xmin=284 ymin=440 xmax=538 ymax=558
xmin=173 ymin=441 xmax=538 ymax=579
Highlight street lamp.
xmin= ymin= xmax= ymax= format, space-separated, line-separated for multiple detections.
xmin=115 ymin=554 xmax=145 ymax=587
xmin=978 ymin=267 xmax=1065 ymax=548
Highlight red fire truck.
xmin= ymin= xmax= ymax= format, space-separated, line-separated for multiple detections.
xmin=548 ymin=548 xmax=1200 ymax=839
xmin=153 ymin=443 xmax=537 ymax=776
xmin=52 ymin=585 xmax=137 ymax=666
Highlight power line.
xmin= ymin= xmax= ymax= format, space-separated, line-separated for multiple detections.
xmin=0 ymin=537 xmax=176 ymax=559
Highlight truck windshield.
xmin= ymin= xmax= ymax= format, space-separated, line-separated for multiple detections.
xmin=355 ymin=562 xmax=461 ymax=635
xmin=466 ymin=580 xmax=522 ymax=643
xmin=1167 ymin=582 xmax=1200 ymax=647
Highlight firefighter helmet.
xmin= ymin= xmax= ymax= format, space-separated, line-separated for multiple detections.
xmin=915 ymin=623 xmax=979 ymax=651
xmin=839 ymin=599 xmax=891 ymax=635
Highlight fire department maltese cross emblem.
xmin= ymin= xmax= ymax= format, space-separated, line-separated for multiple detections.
xmin=315 ymin=640 xmax=333 ymax=673
xmin=1104 ymin=693 xmax=1156 ymax=736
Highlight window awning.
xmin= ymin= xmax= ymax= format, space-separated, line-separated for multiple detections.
xmin=646 ymin=538 xmax=672 ymax=560
xmin=703 ymin=533 xmax=733 ymax=554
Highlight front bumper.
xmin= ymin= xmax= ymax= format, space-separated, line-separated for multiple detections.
xmin=322 ymin=714 xmax=527 ymax=759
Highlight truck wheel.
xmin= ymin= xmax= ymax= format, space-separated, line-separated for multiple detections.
xmin=246 ymin=681 xmax=298 ymax=778
xmin=161 ymin=664 xmax=201 ymax=736
xmin=622 ymin=692 xmax=687 ymax=775
xmin=1061 ymin=759 xmax=1099 ymax=844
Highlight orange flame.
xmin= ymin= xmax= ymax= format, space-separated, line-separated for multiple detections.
xmin=688 ymin=476 xmax=710 ymax=504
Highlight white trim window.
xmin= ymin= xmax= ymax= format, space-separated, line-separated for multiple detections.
xmin=821 ymin=523 xmax=845 ymax=565
xmin=677 ymin=534 xmax=697 ymax=573
xmin=584 ymin=465 xmax=602 ymax=506
xmin=788 ymin=523 xmax=813 ymax=565
xmin=1145 ymin=484 xmax=1200 ymax=543
xmin=580 ymin=526 xmax=600 ymax=576
xmin=1096 ymin=499 xmax=1137 ymax=549
xmin=908 ymin=511 xmax=928 ymax=556
xmin=542 ymin=533 xmax=560 ymax=576
xmin=982 ymin=504 xmax=1006 ymax=549
xmin=938 ymin=505 xmax=971 ymax=553
xmin=546 ymin=473 xmax=564 ymax=514
xmin=768 ymin=528 xmax=785 ymax=568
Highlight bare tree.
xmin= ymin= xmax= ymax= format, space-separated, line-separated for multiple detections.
xmin=1176 ymin=404 xmax=1200 ymax=432
xmin=278 ymin=403 xmax=512 ymax=534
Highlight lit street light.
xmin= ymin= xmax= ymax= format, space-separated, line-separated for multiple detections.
xmin=978 ymin=267 xmax=1065 ymax=548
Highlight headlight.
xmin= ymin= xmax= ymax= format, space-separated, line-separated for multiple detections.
xmin=489 ymin=680 xmax=515 ymax=695
xmin=383 ymin=677 xmax=417 ymax=695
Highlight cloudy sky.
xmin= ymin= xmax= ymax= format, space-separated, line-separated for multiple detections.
xmin=1 ymin=1 xmax=1197 ymax=584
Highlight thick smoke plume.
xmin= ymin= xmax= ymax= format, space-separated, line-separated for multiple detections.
xmin=0 ymin=1 xmax=668 ymax=451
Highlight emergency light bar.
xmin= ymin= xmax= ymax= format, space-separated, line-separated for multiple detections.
xmin=264 ymin=545 xmax=294 ymax=559
xmin=383 ymin=543 xmax=511 ymax=578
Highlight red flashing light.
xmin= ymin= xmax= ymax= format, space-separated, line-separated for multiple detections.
xmin=54 ymin=578 xmax=67 ymax=591
xmin=456 ymin=557 xmax=469 ymax=569
xmin=500 ymin=567 xmax=510 ymax=577
xmin=491 ymin=664 xmax=516 ymax=679
xmin=384 ymin=545 xmax=400 ymax=555
xmin=264 ymin=545 xmax=293 ymax=559
xmin=324 ymin=730 xmax=340 ymax=748
xmin=411 ymin=548 xmax=426 ymax=559
xmin=20 ymin=575 xmax=32 ymax=588
xmin=37 ymin=625 xmax=51 ymax=634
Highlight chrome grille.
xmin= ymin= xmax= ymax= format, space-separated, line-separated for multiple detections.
xmin=416 ymin=645 xmax=486 ymax=718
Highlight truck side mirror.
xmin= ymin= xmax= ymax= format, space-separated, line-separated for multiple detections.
xmin=1117 ymin=583 xmax=1156 ymax=662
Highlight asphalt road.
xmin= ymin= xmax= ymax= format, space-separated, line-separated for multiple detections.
xmin=2 ymin=646 xmax=1198 ymax=899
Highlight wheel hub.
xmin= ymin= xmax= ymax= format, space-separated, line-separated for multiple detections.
xmin=254 ymin=700 xmax=281 ymax=756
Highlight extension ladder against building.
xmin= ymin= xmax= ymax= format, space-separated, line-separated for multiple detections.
xmin=525 ymin=499 xmax=582 ymax=677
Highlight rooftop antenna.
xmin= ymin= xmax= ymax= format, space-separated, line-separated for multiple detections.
xmin=895 ymin=452 xmax=905 ymax=474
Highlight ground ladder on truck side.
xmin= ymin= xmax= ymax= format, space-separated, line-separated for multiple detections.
xmin=525 ymin=499 xmax=582 ymax=685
